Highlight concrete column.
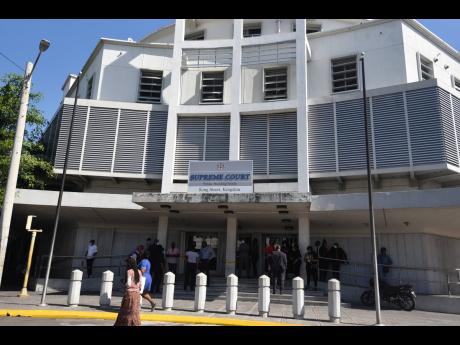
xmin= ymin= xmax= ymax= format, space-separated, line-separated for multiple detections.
xmin=226 ymin=274 xmax=238 ymax=315
xmin=161 ymin=19 xmax=186 ymax=193
xmin=99 ymin=270 xmax=114 ymax=307
xmin=67 ymin=269 xmax=83 ymax=307
xmin=157 ymin=215 xmax=169 ymax=248
xmin=162 ymin=272 xmax=175 ymax=311
xmin=295 ymin=19 xmax=309 ymax=193
xmin=194 ymin=273 xmax=207 ymax=312
xmin=298 ymin=216 xmax=310 ymax=280
xmin=328 ymin=279 xmax=341 ymax=323
xmin=292 ymin=277 xmax=305 ymax=319
xmin=258 ymin=275 xmax=270 ymax=317
xmin=225 ymin=217 xmax=237 ymax=276
xmin=229 ymin=19 xmax=243 ymax=160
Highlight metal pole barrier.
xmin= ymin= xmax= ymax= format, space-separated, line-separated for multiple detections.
xmin=360 ymin=53 xmax=383 ymax=325
xmin=39 ymin=73 xmax=81 ymax=306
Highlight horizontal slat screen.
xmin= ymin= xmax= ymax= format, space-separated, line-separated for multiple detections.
xmin=182 ymin=48 xmax=232 ymax=68
xmin=453 ymin=94 xmax=460 ymax=167
xmin=174 ymin=117 xmax=205 ymax=176
xmin=144 ymin=111 xmax=168 ymax=175
xmin=205 ymin=117 xmax=230 ymax=161
xmin=240 ymin=114 xmax=268 ymax=175
xmin=242 ymin=41 xmax=296 ymax=66
xmin=438 ymin=88 xmax=459 ymax=167
xmin=269 ymin=113 xmax=297 ymax=174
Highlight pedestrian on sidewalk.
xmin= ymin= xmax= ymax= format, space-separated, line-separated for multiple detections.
xmin=148 ymin=239 xmax=165 ymax=294
xmin=269 ymin=244 xmax=287 ymax=295
xmin=237 ymin=240 xmax=250 ymax=278
xmin=114 ymin=257 xmax=142 ymax=326
xmin=85 ymin=240 xmax=98 ymax=278
xmin=291 ymin=243 xmax=302 ymax=277
xmin=166 ymin=242 xmax=180 ymax=274
xmin=199 ymin=241 xmax=215 ymax=286
xmin=304 ymin=246 xmax=318 ymax=290
xmin=184 ymin=244 xmax=199 ymax=291
xmin=138 ymin=251 xmax=156 ymax=311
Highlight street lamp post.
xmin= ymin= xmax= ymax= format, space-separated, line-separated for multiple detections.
xmin=359 ymin=52 xmax=383 ymax=325
xmin=0 ymin=40 xmax=50 ymax=287
xmin=39 ymin=72 xmax=81 ymax=306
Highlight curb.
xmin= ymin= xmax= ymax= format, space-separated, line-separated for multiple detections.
xmin=0 ymin=309 xmax=302 ymax=326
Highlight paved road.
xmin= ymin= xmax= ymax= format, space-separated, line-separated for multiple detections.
xmin=0 ymin=317 xmax=209 ymax=326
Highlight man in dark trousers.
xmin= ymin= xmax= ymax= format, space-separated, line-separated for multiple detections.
xmin=318 ymin=239 xmax=330 ymax=282
xmin=269 ymin=244 xmax=287 ymax=295
xmin=250 ymin=238 xmax=259 ymax=278
xmin=148 ymin=239 xmax=165 ymax=294
xmin=328 ymin=243 xmax=348 ymax=280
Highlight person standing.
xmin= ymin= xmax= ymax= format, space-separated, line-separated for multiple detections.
xmin=377 ymin=247 xmax=393 ymax=282
xmin=318 ymin=239 xmax=329 ymax=282
xmin=85 ymin=240 xmax=98 ymax=278
xmin=184 ymin=245 xmax=199 ymax=291
xmin=114 ymin=257 xmax=142 ymax=326
xmin=148 ymin=239 xmax=165 ymax=294
xmin=264 ymin=240 xmax=274 ymax=274
xmin=199 ymin=241 xmax=215 ymax=286
xmin=138 ymin=251 xmax=156 ymax=312
xmin=291 ymin=244 xmax=302 ymax=278
xmin=304 ymin=246 xmax=319 ymax=290
xmin=166 ymin=242 xmax=180 ymax=274
xmin=237 ymin=240 xmax=250 ymax=278
xmin=130 ymin=245 xmax=144 ymax=264
xmin=250 ymin=238 xmax=259 ymax=278
xmin=328 ymin=243 xmax=348 ymax=280
xmin=269 ymin=244 xmax=287 ymax=295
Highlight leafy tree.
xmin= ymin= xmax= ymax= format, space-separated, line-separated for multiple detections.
xmin=0 ymin=73 xmax=55 ymax=204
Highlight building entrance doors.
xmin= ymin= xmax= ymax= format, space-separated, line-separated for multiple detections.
xmin=184 ymin=232 xmax=224 ymax=276
xmin=262 ymin=234 xmax=299 ymax=279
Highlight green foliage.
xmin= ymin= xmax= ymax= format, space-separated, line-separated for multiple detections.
xmin=0 ymin=73 xmax=55 ymax=204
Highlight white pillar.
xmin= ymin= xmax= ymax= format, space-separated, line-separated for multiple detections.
xmin=292 ymin=276 xmax=305 ymax=319
xmin=258 ymin=275 xmax=270 ymax=317
xmin=328 ymin=278 xmax=341 ymax=323
xmin=298 ymin=216 xmax=310 ymax=280
xmin=226 ymin=274 xmax=238 ymax=315
xmin=295 ymin=19 xmax=309 ymax=193
xmin=67 ymin=269 xmax=83 ymax=307
xmin=229 ymin=19 xmax=243 ymax=160
xmin=157 ymin=215 xmax=168 ymax=248
xmin=162 ymin=271 xmax=175 ymax=311
xmin=161 ymin=19 xmax=186 ymax=193
xmin=194 ymin=272 xmax=207 ymax=312
xmin=99 ymin=270 xmax=114 ymax=307
xmin=225 ymin=217 xmax=237 ymax=276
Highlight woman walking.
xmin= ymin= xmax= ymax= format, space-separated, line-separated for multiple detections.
xmin=114 ymin=257 xmax=142 ymax=326
xmin=138 ymin=251 xmax=156 ymax=311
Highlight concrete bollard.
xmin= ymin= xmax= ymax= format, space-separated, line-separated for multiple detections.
xmin=162 ymin=272 xmax=175 ymax=311
xmin=258 ymin=275 xmax=270 ymax=317
xmin=226 ymin=274 xmax=238 ymax=315
xmin=67 ymin=269 xmax=83 ymax=307
xmin=99 ymin=270 xmax=114 ymax=307
xmin=328 ymin=279 xmax=341 ymax=323
xmin=292 ymin=277 xmax=305 ymax=319
xmin=194 ymin=273 xmax=207 ymax=313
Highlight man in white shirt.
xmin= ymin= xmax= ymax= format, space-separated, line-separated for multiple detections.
xmin=166 ymin=242 xmax=180 ymax=274
xmin=85 ymin=240 xmax=98 ymax=278
xmin=184 ymin=245 xmax=199 ymax=291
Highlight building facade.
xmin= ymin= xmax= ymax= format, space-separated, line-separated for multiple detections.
xmin=6 ymin=19 xmax=460 ymax=294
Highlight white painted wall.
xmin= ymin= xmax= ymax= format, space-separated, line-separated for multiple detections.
xmin=185 ymin=19 xmax=234 ymax=40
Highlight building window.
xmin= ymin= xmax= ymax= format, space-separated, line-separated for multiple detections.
xmin=201 ymin=71 xmax=224 ymax=103
xmin=419 ymin=54 xmax=434 ymax=80
xmin=331 ymin=55 xmax=358 ymax=93
xmin=307 ymin=24 xmax=322 ymax=34
xmin=185 ymin=30 xmax=205 ymax=40
xmin=452 ymin=76 xmax=460 ymax=91
xmin=264 ymin=67 xmax=288 ymax=101
xmin=137 ymin=70 xmax=163 ymax=104
xmin=243 ymin=23 xmax=262 ymax=37
xmin=86 ymin=75 xmax=94 ymax=99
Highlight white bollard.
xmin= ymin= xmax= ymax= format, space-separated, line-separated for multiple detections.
xmin=258 ymin=275 xmax=270 ymax=317
xmin=162 ymin=272 xmax=175 ymax=311
xmin=292 ymin=277 xmax=305 ymax=319
xmin=226 ymin=274 xmax=238 ymax=315
xmin=194 ymin=273 xmax=207 ymax=313
xmin=99 ymin=270 xmax=114 ymax=307
xmin=328 ymin=279 xmax=341 ymax=323
xmin=67 ymin=269 xmax=83 ymax=307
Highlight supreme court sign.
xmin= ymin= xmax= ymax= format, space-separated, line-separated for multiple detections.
xmin=188 ymin=160 xmax=253 ymax=193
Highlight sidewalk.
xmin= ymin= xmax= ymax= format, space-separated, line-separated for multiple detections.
xmin=1 ymin=291 xmax=460 ymax=326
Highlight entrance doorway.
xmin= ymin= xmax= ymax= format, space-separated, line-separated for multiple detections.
xmin=185 ymin=232 xmax=222 ymax=276
xmin=262 ymin=234 xmax=299 ymax=279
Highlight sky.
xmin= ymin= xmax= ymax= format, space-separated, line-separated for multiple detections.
xmin=0 ymin=19 xmax=459 ymax=122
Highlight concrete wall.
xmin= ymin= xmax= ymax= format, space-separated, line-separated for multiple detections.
xmin=82 ymin=178 xmax=161 ymax=194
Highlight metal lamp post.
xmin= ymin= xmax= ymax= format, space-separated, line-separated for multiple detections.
xmin=0 ymin=39 xmax=50 ymax=287
xmin=359 ymin=52 xmax=383 ymax=325
xmin=39 ymin=72 xmax=81 ymax=306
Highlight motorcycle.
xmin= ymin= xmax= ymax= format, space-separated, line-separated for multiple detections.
xmin=360 ymin=279 xmax=416 ymax=311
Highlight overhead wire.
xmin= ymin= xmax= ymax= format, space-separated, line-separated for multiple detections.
xmin=0 ymin=51 xmax=25 ymax=72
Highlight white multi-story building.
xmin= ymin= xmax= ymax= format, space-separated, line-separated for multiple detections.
xmin=5 ymin=19 xmax=460 ymax=294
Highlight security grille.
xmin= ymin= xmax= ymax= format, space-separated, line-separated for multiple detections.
xmin=182 ymin=48 xmax=232 ymax=68
xmin=331 ymin=56 xmax=358 ymax=93
xmin=144 ymin=111 xmax=168 ymax=175
xmin=243 ymin=23 xmax=261 ymax=37
xmin=419 ymin=55 xmax=434 ymax=80
xmin=137 ymin=70 xmax=163 ymax=104
xmin=264 ymin=67 xmax=288 ymax=101
xmin=201 ymin=71 xmax=224 ymax=103
xmin=86 ymin=75 xmax=93 ymax=99
xmin=242 ymin=41 xmax=296 ymax=66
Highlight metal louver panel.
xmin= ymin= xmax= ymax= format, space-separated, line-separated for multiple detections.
xmin=174 ymin=117 xmax=205 ymax=176
xmin=82 ymin=107 xmax=118 ymax=172
xmin=113 ymin=109 xmax=147 ymax=174
xmin=182 ymin=48 xmax=232 ymax=68
xmin=308 ymin=103 xmax=336 ymax=173
xmin=453 ymin=94 xmax=460 ymax=166
xmin=406 ymin=87 xmax=445 ymax=166
xmin=336 ymin=98 xmax=373 ymax=171
xmin=438 ymin=88 xmax=458 ymax=167
xmin=269 ymin=112 xmax=297 ymax=174
xmin=205 ymin=117 xmax=230 ymax=161
xmin=54 ymin=104 xmax=87 ymax=170
xmin=242 ymin=41 xmax=296 ymax=66
xmin=372 ymin=93 xmax=410 ymax=168
xmin=144 ymin=111 xmax=168 ymax=175
xmin=240 ymin=114 xmax=268 ymax=175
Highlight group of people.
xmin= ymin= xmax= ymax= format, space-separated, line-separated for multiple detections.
xmin=236 ymin=239 xmax=259 ymax=278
